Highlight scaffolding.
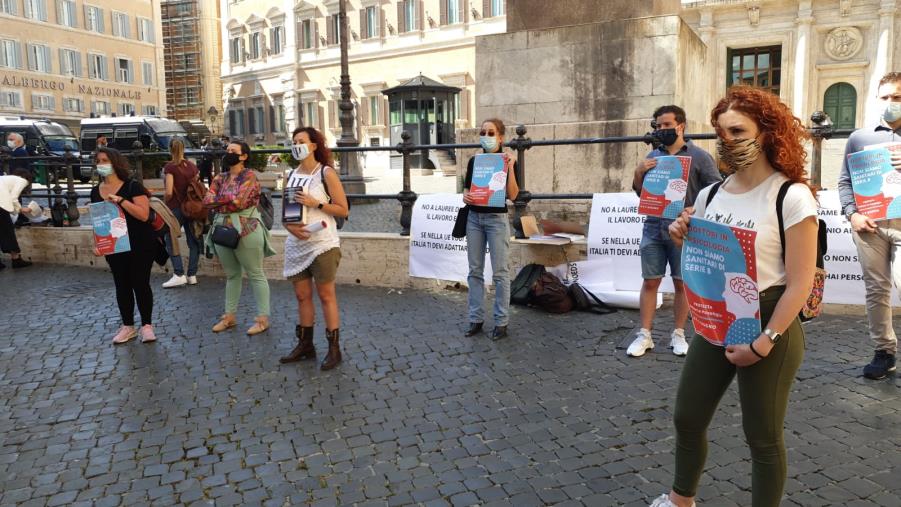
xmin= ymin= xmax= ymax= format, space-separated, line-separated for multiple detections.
xmin=162 ymin=0 xmax=204 ymax=121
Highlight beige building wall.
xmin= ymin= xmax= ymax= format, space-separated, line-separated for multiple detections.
xmin=220 ymin=0 xmax=507 ymax=148
xmin=680 ymin=0 xmax=899 ymax=189
xmin=0 ymin=0 xmax=166 ymax=131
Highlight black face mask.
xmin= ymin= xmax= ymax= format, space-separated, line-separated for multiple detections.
xmin=654 ymin=128 xmax=679 ymax=147
xmin=222 ymin=152 xmax=241 ymax=167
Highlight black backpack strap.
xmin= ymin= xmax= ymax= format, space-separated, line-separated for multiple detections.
xmin=704 ymin=181 xmax=723 ymax=208
xmin=775 ymin=180 xmax=792 ymax=263
xmin=320 ymin=165 xmax=332 ymax=202
xmin=582 ymin=286 xmax=617 ymax=314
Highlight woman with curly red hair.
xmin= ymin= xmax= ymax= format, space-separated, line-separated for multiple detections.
xmin=651 ymin=86 xmax=819 ymax=507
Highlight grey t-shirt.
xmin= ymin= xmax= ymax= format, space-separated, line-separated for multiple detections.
xmin=837 ymin=124 xmax=901 ymax=217
xmin=636 ymin=140 xmax=722 ymax=224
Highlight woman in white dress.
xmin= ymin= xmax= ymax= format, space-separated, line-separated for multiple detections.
xmin=279 ymin=127 xmax=349 ymax=370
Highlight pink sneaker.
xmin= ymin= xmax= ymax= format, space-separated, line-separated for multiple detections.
xmin=112 ymin=326 xmax=137 ymax=345
xmin=140 ymin=325 xmax=157 ymax=343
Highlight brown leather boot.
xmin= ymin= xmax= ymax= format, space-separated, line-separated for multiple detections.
xmin=280 ymin=326 xmax=316 ymax=364
xmin=320 ymin=329 xmax=342 ymax=371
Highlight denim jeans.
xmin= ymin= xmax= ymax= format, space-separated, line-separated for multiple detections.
xmin=165 ymin=207 xmax=201 ymax=277
xmin=639 ymin=216 xmax=681 ymax=280
xmin=466 ymin=211 xmax=511 ymax=326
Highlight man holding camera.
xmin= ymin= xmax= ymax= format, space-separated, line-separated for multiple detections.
xmin=627 ymin=105 xmax=721 ymax=358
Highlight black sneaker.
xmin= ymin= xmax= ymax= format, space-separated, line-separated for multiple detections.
xmin=11 ymin=258 xmax=32 ymax=269
xmin=863 ymin=350 xmax=897 ymax=380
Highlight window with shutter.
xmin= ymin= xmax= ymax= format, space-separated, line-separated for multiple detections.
xmin=59 ymin=48 xmax=81 ymax=77
xmin=360 ymin=98 xmax=369 ymax=126
xmin=328 ymin=101 xmax=337 ymax=130
xmin=85 ymin=6 xmax=104 ymax=32
xmin=142 ymin=61 xmax=153 ymax=86
xmin=0 ymin=90 xmax=23 ymax=108
xmin=397 ymin=2 xmax=405 ymax=33
xmin=57 ymin=0 xmax=77 ymax=27
xmin=359 ymin=9 xmax=367 ymax=39
xmin=33 ymin=93 xmax=55 ymax=111
xmin=0 ymin=40 xmax=17 ymax=69
xmin=0 ymin=0 xmax=18 ymax=15
xmin=26 ymin=0 xmax=48 ymax=21
xmin=138 ymin=18 xmax=154 ymax=43
xmin=440 ymin=0 xmax=447 ymax=25
xmin=417 ymin=0 xmax=426 ymax=29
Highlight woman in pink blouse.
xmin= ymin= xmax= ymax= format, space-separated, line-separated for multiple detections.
xmin=203 ymin=141 xmax=275 ymax=335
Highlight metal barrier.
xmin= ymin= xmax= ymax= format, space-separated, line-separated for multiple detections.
xmin=0 ymin=113 xmax=855 ymax=236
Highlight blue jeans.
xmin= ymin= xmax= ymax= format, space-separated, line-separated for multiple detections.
xmin=165 ymin=207 xmax=200 ymax=277
xmin=640 ymin=217 xmax=681 ymax=280
xmin=466 ymin=211 xmax=511 ymax=327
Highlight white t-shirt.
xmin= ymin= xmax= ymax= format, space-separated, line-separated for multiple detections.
xmin=693 ymin=172 xmax=818 ymax=291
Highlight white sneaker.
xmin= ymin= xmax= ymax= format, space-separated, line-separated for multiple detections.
xmin=649 ymin=493 xmax=694 ymax=507
xmin=162 ymin=274 xmax=187 ymax=288
xmin=627 ymin=329 xmax=654 ymax=357
xmin=186 ymin=276 xmax=198 ymax=285
xmin=671 ymin=329 xmax=689 ymax=357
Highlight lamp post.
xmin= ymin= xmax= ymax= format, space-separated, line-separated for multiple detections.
xmin=337 ymin=0 xmax=366 ymax=193
xmin=207 ymin=106 xmax=219 ymax=136
xmin=809 ymin=111 xmax=833 ymax=190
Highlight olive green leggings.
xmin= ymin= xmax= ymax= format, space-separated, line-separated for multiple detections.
xmin=672 ymin=286 xmax=805 ymax=507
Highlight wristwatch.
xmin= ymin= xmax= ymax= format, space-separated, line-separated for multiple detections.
xmin=317 ymin=202 xmax=324 ymax=210
xmin=763 ymin=328 xmax=782 ymax=344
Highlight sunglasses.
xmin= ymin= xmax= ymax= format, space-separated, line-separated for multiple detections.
xmin=479 ymin=131 xmax=497 ymax=136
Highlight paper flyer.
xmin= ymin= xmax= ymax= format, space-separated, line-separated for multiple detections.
xmin=638 ymin=155 xmax=691 ymax=219
xmin=681 ymin=217 xmax=759 ymax=346
xmin=847 ymin=144 xmax=901 ymax=221
xmin=90 ymin=201 xmax=131 ymax=255
xmin=469 ymin=153 xmax=508 ymax=207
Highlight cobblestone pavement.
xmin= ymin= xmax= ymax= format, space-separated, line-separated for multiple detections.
xmin=1 ymin=265 xmax=899 ymax=507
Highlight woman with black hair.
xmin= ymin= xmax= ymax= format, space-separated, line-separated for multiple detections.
xmin=203 ymin=141 xmax=275 ymax=336
xmin=90 ymin=147 xmax=157 ymax=344
xmin=279 ymin=127 xmax=349 ymax=370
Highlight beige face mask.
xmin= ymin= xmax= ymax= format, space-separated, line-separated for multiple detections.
xmin=717 ymin=137 xmax=761 ymax=172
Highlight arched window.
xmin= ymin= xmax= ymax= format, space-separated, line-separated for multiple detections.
xmin=823 ymin=82 xmax=857 ymax=130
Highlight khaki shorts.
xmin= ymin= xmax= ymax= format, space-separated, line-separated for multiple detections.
xmin=289 ymin=248 xmax=342 ymax=283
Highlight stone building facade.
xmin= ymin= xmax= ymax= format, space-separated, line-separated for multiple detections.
xmin=219 ymin=0 xmax=509 ymax=151
xmin=0 ymin=0 xmax=166 ymax=132
xmin=680 ymin=0 xmax=900 ymax=189
xmin=475 ymin=0 xmax=900 ymax=194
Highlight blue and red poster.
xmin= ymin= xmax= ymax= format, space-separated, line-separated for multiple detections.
xmin=681 ymin=217 xmax=759 ymax=346
xmin=90 ymin=201 xmax=131 ymax=255
xmin=469 ymin=153 xmax=508 ymax=208
xmin=638 ymin=156 xmax=691 ymax=219
xmin=847 ymin=144 xmax=901 ymax=221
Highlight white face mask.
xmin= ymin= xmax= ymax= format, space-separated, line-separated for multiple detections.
xmin=883 ymin=101 xmax=901 ymax=124
xmin=96 ymin=164 xmax=113 ymax=177
xmin=480 ymin=136 xmax=498 ymax=152
xmin=6 ymin=140 xmax=17 ymax=149
xmin=291 ymin=143 xmax=310 ymax=161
